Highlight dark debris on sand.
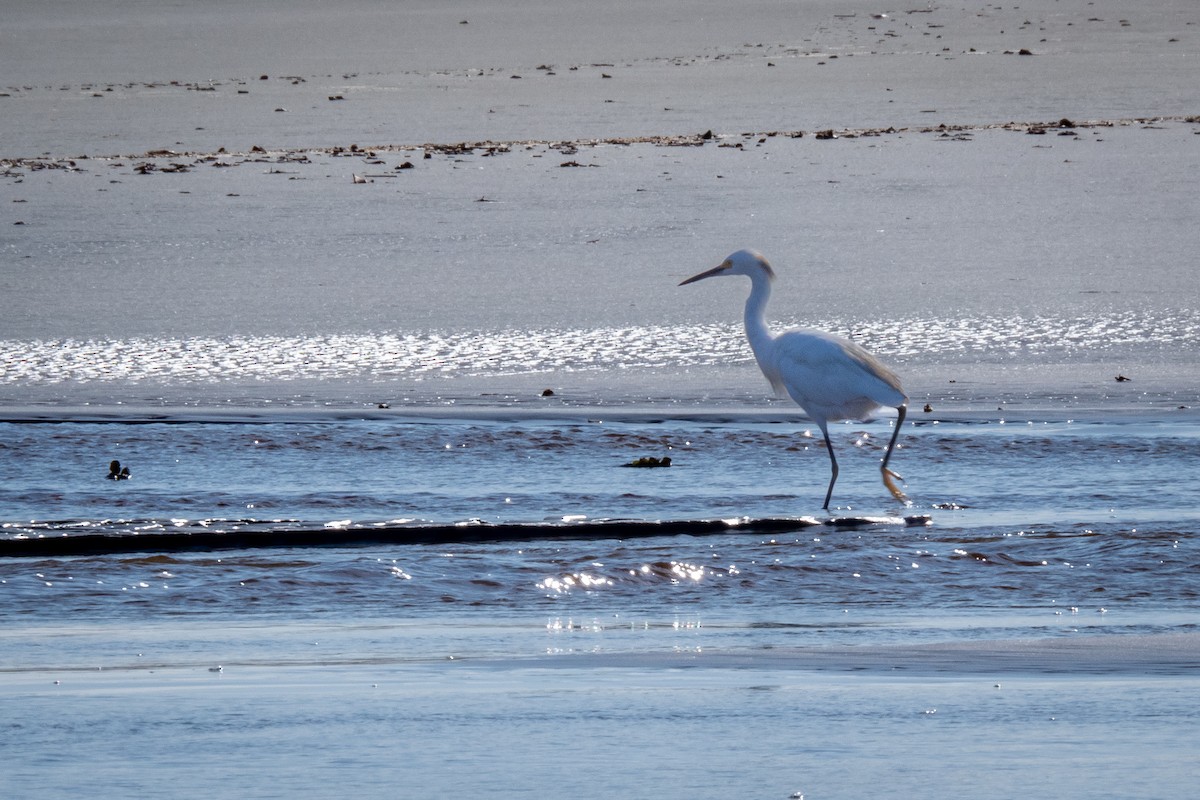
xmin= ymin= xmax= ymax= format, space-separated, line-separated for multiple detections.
xmin=3 ymin=116 xmax=1194 ymax=181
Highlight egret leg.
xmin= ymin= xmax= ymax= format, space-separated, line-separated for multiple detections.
xmin=880 ymin=404 xmax=908 ymax=503
xmin=819 ymin=421 xmax=838 ymax=510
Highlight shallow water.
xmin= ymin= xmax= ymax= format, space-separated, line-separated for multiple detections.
xmin=2 ymin=407 xmax=1197 ymax=633
xmin=1 ymin=402 xmax=1195 ymax=794
xmin=5 ymin=390 xmax=1196 ymax=799
xmin=4 ymin=657 xmax=1198 ymax=800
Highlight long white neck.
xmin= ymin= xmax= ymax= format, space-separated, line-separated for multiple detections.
xmin=742 ymin=269 xmax=777 ymax=367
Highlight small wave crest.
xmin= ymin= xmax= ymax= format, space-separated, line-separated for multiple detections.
xmin=0 ymin=515 xmax=930 ymax=557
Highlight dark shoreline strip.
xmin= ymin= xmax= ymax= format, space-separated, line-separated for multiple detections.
xmin=0 ymin=515 xmax=930 ymax=558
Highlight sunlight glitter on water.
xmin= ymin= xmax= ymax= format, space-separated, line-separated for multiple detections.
xmin=2 ymin=311 xmax=1195 ymax=387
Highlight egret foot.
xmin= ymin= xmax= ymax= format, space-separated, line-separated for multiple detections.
xmin=881 ymin=467 xmax=908 ymax=503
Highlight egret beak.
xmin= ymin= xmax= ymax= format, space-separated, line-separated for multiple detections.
xmin=679 ymin=260 xmax=731 ymax=286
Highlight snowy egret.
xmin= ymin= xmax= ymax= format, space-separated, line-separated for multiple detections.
xmin=680 ymin=249 xmax=908 ymax=509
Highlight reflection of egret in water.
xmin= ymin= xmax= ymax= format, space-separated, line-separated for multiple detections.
xmin=680 ymin=249 xmax=909 ymax=509
xmin=107 ymin=459 xmax=130 ymax=480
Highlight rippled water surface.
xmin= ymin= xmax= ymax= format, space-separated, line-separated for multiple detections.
xmin=3 ymin=404 xmax=1198 ymax=800
xmin=2 ymin=408 xmax=1197 ymax=647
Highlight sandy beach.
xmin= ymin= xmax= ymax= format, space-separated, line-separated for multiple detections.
xmin=3 ymin=1 xmax=1199 ymax=798
xmin=4 ymin=0 xmax=1198 ymax=154
xmin=4 ymin=1 xmax=1199 ymax=404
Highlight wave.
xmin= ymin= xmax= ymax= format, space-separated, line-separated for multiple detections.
xmin=0 ymin=514 xmax=931 ymax=557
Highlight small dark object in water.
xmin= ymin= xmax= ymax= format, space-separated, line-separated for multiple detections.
xmin=923 ymin=403 xmax=933 ymax=413
xmin=1115 ymin=374 xmax=1131 ymax=382
xmin=624 ymin=456 xmax=672 ymax=468
xmin=377 ymin=403 xmax=390 ymax=409
xmin=107 ymin=460 xmax=130 ymax=480
xmin=541 ymin=389 xmax=555 ymax=397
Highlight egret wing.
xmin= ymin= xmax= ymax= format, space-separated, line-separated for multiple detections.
xmin=772 ymin=329 xmax=905 ymax=419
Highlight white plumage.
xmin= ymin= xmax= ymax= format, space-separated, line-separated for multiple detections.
xmin=680 ymin=249 xmax=909 ymax=509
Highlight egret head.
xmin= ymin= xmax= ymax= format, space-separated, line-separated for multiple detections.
xmin=679 ymin=249 xmax=775 ymax=286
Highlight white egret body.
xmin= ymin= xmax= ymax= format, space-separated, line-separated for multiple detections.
xmin=681 ymin=249 xmax=908 ymax=509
